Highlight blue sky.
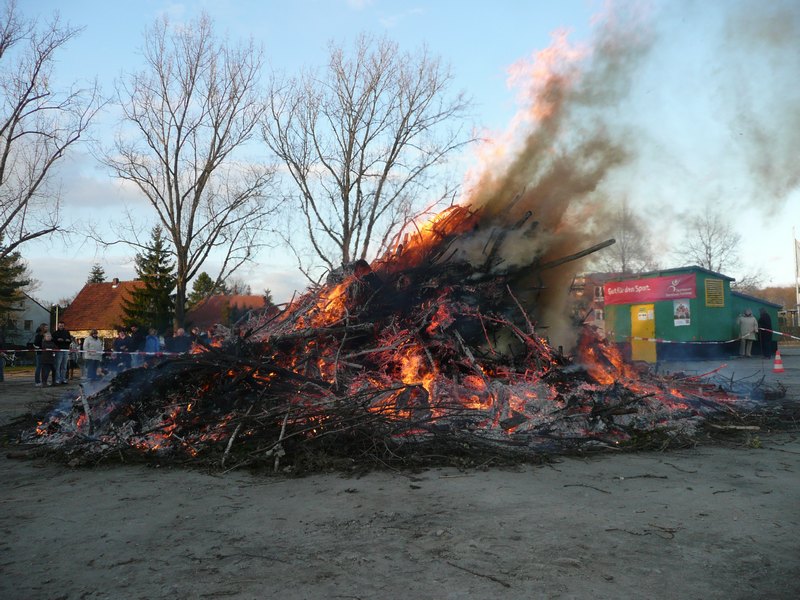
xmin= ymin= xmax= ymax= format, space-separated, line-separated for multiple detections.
xmin=17 ymin=0 xmax=800 ymax=304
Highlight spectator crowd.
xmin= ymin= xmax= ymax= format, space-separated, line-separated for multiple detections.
xmin=27 ymin=323 xmax=210 ymax=386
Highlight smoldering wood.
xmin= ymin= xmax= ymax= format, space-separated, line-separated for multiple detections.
xmin=22 ymin=206 xmax=790 ymax=473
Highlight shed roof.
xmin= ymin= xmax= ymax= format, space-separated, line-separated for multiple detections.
xmin=62 ymin=281 xmax=144 ymax=331
xmin=606 ymin=265 xmax=736 ymax=283
xmin=731 ymin=291 xmax=782 ymax=309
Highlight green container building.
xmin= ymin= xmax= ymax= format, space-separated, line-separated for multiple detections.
xmin=603 ymin=266 xmax=780 ymax=362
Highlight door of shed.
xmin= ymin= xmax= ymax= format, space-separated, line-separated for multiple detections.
xmin=631 ymin=304 xmax=656 ymax=362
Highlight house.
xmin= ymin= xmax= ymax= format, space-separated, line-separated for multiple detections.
xmin=185 ymin=295 xmax=268 ymax=331
xmin=61 ymin=278 xmax=145 ymax=341
xmin=1 ymin=292 xmax=51 ymax=348
xmin=602 ymin=266 xmax=781 ymax=362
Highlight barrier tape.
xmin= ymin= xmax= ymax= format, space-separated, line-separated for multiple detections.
xmin=1 ymin=348 xmax=194 ymax=357
xmin=619 ymin=328 xmax=800 ymax=344
xmin=761 ymin=328 xmax=800 ymax=342
xmin=3 ymin=329 xmax=798 ymax=354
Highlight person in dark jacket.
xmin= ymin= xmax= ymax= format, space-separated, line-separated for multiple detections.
xmin=39 ymin=332 xmax=58 ymax=386
xmin=32 ymin=323 xmax=48 ymax=386
xmin=758 ymin=308 xmax=774 ymax=359
xmin=112 ymin=330 xmax=133 ymax=373
xmin=170 ymin=328 xmax=192 ymax=354
xmin=52 ymin=321 xmax=73 ymax=384
xmin=129 ymin=324 xmax=146 ymax=367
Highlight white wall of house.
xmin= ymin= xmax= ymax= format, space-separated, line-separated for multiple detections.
xmin=2 ymin=295 xmax=51 ymax=346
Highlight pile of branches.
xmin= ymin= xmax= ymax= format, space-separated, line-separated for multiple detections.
xmin=24 ymin=206 xmax=783 ymax=472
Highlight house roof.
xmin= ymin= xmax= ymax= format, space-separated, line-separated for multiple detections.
xmin=186 ymin=295 xmax=267 ymax=330
xmin=62 ymin=281 xmax=145 ymax=331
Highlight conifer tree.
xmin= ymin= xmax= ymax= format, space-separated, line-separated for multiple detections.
xmin=87 ymin=263 xmax=106 ymax=283
xmin=121 ymin=226 xmax=176 ymax=332
xmin=187 ymin=272 xmax=224 ymax=308
xmin=0 ymin=235 xmax=31 ymax=338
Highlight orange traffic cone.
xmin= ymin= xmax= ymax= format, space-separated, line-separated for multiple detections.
xmin=772 ymin=350 xmax=785 ymax=374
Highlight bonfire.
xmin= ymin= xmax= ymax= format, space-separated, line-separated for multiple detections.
xmin=24 ymin=203 xmax=788 ymax=473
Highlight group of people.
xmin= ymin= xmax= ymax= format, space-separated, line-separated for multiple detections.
xmin=29 ymin=323 xmax=210 ymax=385
xmin=31 ymin=322 xmax=80 ymax=386
xmin=94 ymin=326 xmax=209 ymax=380
xmin=737 ymin=307 xmax=774 ymax=358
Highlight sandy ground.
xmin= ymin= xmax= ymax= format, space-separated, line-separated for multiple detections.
xmin=2 ymin=362 xmax=800 ymax=600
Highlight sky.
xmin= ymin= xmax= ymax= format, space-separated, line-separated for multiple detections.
xmin=14 ymin=0 xmax=800 ymax=306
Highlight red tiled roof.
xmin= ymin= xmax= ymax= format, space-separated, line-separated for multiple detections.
xmin=186 ymin=295 xmax=267 ymax=330
xmin=62 ymin=281 xmax=145 ymax=331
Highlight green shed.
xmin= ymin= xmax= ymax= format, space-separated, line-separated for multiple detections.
xmin=603 ymin=266 xmax=780 ymax=362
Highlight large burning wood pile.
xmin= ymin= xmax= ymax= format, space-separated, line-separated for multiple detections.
xmin=26 ymin=205 xmax=781 ymax=472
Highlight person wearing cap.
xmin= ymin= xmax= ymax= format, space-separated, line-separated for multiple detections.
xmin=82 ymin=330 xmax=104 ymax=381
xmin=737 ymin=308 xmax=759 ymax=357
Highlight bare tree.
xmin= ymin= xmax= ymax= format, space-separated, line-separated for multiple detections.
xmin=105 ymin=14 xmax=278 ymax=327
xmin=262 ymin=33 xmax=471 ymax=279
xmin=593 ymin=198 xmax=656 ymax=274
xmin=0 ymin=0 xmax=100 ymax=259
xmin=676 ymin=206 xmax=740 ymax=273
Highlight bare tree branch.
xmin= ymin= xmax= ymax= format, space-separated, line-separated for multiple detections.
xmin=263 ymin=33 xmax=472 ymax=280
xmin=675 ymin=205 xmax=740 ymax=274
xmin=0 ymin=0 xmax=102 ymax=259
xmin=104 ymin=13 xmax=281 ymax=327
xmin=592 ymin=197 xmax=657 ymax=274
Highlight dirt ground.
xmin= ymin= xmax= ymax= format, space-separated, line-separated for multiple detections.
xmin=2 ymin=367 xmax=800 ymax=600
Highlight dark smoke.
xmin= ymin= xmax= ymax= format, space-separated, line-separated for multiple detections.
xmin=451 ymin=0 xmax=799 ymax=345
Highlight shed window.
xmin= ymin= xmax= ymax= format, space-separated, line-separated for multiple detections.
xmin=705 ymin=279 xmax=725 ymax=307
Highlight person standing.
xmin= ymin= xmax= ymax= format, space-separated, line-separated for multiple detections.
xmin=112 ymin=329 xmax=133 ymax=373
xmin=52 ymin=321 xmax=73 ymax=384
xmin=144 ymin=328 xmax=161 ymax=367
xmin=758 ymin=308 xmax=774 ymax=359
xmin=737 ymin=309 xmax=759 ymax=357
xmin=82 ymin=330 xmax=104 ymax=381
xmin=39 ymin=332 xmax=58 ymax=386
xmin=129 ymin=324 xmax=146 ymax=367
xmin=68 ymin=338 xmax=80 ymax=380
xmin=171 ymin=328 xmax=192 ymax=354
xmin=32 ymin=323 xmax=48 ymax=386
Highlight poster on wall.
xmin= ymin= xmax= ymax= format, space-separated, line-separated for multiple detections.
xmin=673 ymin=299 xmax=691 ymax=326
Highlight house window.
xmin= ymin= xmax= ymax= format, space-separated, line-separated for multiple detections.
xmin=595 ymin=309 xmax=604 ymax=321
xmin=705 ymin=279 xmax=725 ymax=307
xmin=24 ymin=320 xmax=33 ymax=331
xmin=594 ymin=286 xmax=604 ymax=299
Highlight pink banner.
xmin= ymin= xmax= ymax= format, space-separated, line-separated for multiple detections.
xmin=603 ymin=274 xmax=696 ymax=305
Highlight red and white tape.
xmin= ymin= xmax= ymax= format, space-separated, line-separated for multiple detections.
xmin=619 ymin=328 xmax=800 ymax=344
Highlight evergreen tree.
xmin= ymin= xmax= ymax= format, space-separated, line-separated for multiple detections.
xmin=262 ymin=288 xmax=274 ymax=307
xmin=87 ymin=263 xmax=106 ymax=283
xmin=121 ymin=226 xmax=176 ymax=332
xmin=187 ymin=272 xmax=223 ymax=307
xmin=0 ymin=236 xmax=31 ymax=338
